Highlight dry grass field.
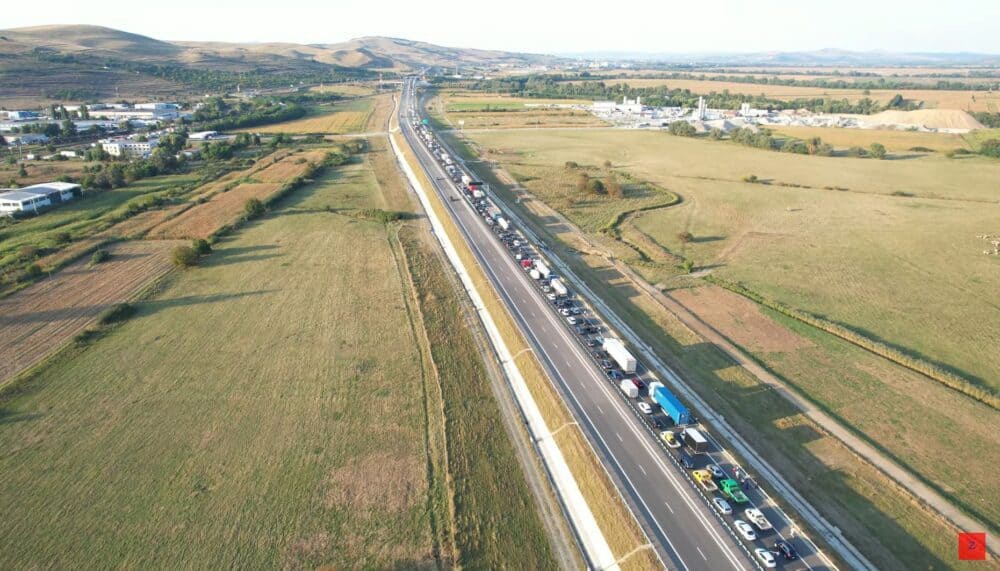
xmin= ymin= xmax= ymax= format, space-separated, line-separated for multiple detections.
xmin=248 ymin=98 xmax=374 ymax=134
xmin=309 ymin=83 xmax=378 ymax=97
xmin=0 ymin=148 xmax=556 ymax=569
xmin=581 ymin=77 xmax=1000 ymax=111
xmin=0 ymin=159 xmax=87 ymax=187
xmin=431 ymin=91 xmax=605 ymax=129
xmin=458 ymin=128 xmax=1000 ymax=533
xmin=0 ymin=239 xmax=183 ymax=384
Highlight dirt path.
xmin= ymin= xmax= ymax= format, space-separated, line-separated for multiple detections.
xmin=0 ymin=240 xmax=183 ymax=385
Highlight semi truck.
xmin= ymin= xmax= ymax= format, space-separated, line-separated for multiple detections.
xmin=682 ymin=427 xmax=709 ymax=454
xmin=535 ymin=261 xmax=552 ymax=279
xmin=602 ymin=338 xmax=637 ymax=373
xmin=653 ymin=386 xmax=691 ymax=425
xmin=550 ymin=278 xmax=568 ymax=297
xmin=619 ymin=379 xmax=639 ymax=398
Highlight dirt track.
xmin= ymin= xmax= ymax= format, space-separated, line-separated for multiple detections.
xmin=0 ymin=240 xmax=183 ymax=384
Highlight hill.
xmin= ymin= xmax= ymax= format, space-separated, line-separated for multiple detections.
xmin=0 ymin=25 xmax=558 ymax=107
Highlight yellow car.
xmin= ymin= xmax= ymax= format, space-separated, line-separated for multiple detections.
xmin=692 ymin=469 xmax=719 ymax=491
xmin=660 ymin=430 xmax=681 ymax=449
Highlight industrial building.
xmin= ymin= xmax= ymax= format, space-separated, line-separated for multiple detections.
xmin=100 ymin=137 xmax=159 ymax=158
xmin=0 ymin=182 xmax=83 ymax=215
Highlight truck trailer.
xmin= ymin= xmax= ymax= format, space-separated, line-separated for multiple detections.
xmin=619 ymin=379 xmax=639 ymax=398
xmin=535 ymin=261 xmax=551 ymax=279
xmin=550 ymin=278 xmax=568 ymax=297
xmin=653 ymin=386 xmax=691 ymax=425
xmin=682 ymin=427 xmax=709 ymax=454
xmin=602 ymin=338 xmax=637 ymax=373
xmin=497 ymin=217 xmax=510 ymax=231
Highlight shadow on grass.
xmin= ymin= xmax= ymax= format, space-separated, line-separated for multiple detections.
xmin=139 ymin=289 xmax=278 ymax=314
xmin=0 ymin=409 xmax=43 ymax=425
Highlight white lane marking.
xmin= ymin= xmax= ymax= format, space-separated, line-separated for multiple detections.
xmin=616 ymin=432 xmax=623 ymax=442
xmin=697 ymin=547 xmax=707 ymax=561
xmin=639 ymin=464 xmax=647 ymax=476
xmin=664 ymin=501 xmax=675 ymax=514
xmin=597 ymin=405 xmax=605 ymax=415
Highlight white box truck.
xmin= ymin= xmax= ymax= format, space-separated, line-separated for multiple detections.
xmin=529 ymin=269 xmax=541 ymax=280
xmin=497 ymin=217 xmax=510 ymax=230
xmin=619 ymin=379 xmax=639 ymax=398
xmin=603 ymin=338 xmax=637 ymax=373
xmin=550 ymin=278 xmax=568 ymax=297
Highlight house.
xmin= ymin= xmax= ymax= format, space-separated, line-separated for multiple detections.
xmin=0 ymin=182 xmax=82 ymax=215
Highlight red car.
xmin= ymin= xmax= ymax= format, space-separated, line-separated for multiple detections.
xmin=630 ymin=378 xmax=645 ymax=390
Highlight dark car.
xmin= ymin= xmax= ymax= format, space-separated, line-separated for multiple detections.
xmin=600 ymin=360 xmax=613 ymax=370
xmin=774 ymin=540 xmax=797 ymax=560
xmin=586 ymin=338 xmax=599 ymax=348
xmin=651 ymin=417 xmax=667 ymax=430
xmin=680 ymin=455 xmax=695 ymax=469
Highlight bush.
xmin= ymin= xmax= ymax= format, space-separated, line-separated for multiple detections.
xmin=869 ymin=142 xmax=887 ymax=160
xmin=680 ymin=259 xmax=694 ymax=273
xmin=587 ymin=178 xmax=606 ymax=194
xmin=99 ymin=302 xmax=135 ymax=325
xmin=668 ymin=121 xmax=697 ymax=137
xmin=847 ymin=146 xmax=868 ymax=158
xmin=244 ymin=197 xmax=265 ymax=218
xmin=742 ymin=174 xmax=759 ymax=183
xmin=23 ymin=262 xmax=43 ymax=279
xmin=90 ymin=249 xmax=110 ymax=265
xmin=979 ymin=139 xmax=1000 ymax=158
xmin=602 ymin=159 xmax=612 ymax=169
xmin=192 ymin=238 xmax=212 ymax=256
xmin=564 ymin=161 xmax=579 ymax=170
xmin=677 ymin=231 xmax=694 ymax=243
xmin=909 ymin=146 xmax=935 ymax=153
xmin=360 ymin=208 xmax=402 ymax=224
xmin=18 ymin=245 xmax=38 ymax=260
xmin=54 ymin=231 xmax=72 ymax=245
xmin=172 ymin=245 xmax=199 ymax=268
xmin=781 ymin=139 xmax=808 ymax=154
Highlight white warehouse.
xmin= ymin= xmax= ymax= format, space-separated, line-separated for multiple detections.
xmin=0 ymin=182 xmax=83 ymax=215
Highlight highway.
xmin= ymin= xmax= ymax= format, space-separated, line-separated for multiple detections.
xmin=399 ymin=79 xmax=830 ymax=571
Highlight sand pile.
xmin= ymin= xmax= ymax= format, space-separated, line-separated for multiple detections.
xmin=862 ymin=109 xmax=985 ymax=131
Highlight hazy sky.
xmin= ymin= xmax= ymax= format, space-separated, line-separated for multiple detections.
xmin=4 ymin=0 xmax=998 ymax=54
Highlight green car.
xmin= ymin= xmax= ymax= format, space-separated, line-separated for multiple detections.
xmin=719 ymin=479 xmax=750 ymax=504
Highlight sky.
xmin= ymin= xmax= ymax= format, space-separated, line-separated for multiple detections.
xmin=3 ymin=0 xmax=998 ymax=54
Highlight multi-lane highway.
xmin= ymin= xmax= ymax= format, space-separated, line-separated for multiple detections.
xmin=398 ymin=78 xmax=831 ymax=571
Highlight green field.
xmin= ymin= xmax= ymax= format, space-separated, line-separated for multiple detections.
xmin=454 ymin=127 xmax=1000 ymax=564
xmin=0 ymin=148 xmax=555 ymax=568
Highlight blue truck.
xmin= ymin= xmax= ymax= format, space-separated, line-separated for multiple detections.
xmin=652 ymin=386 xmax=691 ymax=425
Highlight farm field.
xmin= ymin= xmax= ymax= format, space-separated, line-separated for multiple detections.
xmin=458 ymin=127 xmax=1000 ymax=529
xmin=309 ymin=83 xmax=378 ymax=97
xmin=574 ymin=77 xmax=1000 ymax=111
xmin=431 ymin=91 xmax=605 ymax=129
xmin=147 ymin=149 xmax=329 ymax=239
xmin=0 ymin=144 xmax=556 ymax=569
xmin=0 ymin=158 xmax=86 ymax=187
xmin=247 ymin=98 xmax=374 ymax=134
xmin=771 ymin=125 xmax=971 ymax=152
xmin=0 ymin=239 xmax=182 ymax=384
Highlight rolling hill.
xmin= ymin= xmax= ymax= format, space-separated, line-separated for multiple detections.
xmin=0 ymin=25 xmax=559 ymax=107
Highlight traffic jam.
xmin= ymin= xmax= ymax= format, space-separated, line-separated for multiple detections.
xmin=410 ymin=113 xmax=808 ymax=569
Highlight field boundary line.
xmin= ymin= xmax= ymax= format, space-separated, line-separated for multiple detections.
xmin=389 ymin=127 xmax=618 ymax=570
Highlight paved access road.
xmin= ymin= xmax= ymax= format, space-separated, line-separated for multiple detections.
xmin=400 ymin=79 xmax=829 ymax=571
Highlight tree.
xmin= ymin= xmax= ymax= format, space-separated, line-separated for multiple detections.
xmin=564 ymin=161 xmax=579 ymax=170
xmin=192 ymin=238 xmax=212 ymax=256
xmin=61 ymin=118 xmax=77 ymax=138
xmin=587 ymin=178 xmax=606 ymax=195
xmin=244 ymin=198 xmax=265 ymax=218
xmin=605 ymin=176 xmax=622 ymax=198
xmin=172 ymin=246 xmax=199 ymax=268
xmin=869 ymin=142 xmax=887 ymax=160
xmin=90 ymin=249 xmax=110 ymax=265
xmin=887 ymin=94 xmax=904 ymax=108
xmin=708 ymin=128 xmax=724 ymax=140
xmin=18 ymin=164 xmax=27 ymax=177
xmin=847 ymin=146 xmax=867 ymax=158
xmin=602 ymin=159 xmax=612 ymax=169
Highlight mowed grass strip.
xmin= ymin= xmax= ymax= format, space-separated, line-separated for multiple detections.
xmin=0 ymin=153 xmax=440 ymax=569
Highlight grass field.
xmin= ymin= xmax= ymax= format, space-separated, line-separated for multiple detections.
xmin=575 ymin=77 xmax=1000 ymax=111
xmin=457 ymin=128 xmax=1000 ymax=538
xmin=248 ymin=98 xmax=374 ymax=134
xmin=0 ymin=145 xmax=557 ymax=568
xmin=309 ymin=83 xmax=378 ymax=97
xmin=771 ymin=125 xmax=971 ymax=152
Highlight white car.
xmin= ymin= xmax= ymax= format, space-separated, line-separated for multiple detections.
xmin=707 ymin=464 xmax=725 ymax=479
xmin=712 ymin=496 xmax=732 ymax=515
xmin=566 ymin=316 xmax=577 ymax=325
xmin=734 ymin=519 xmax=757 ymax=541
xmin=546 ymin=293 xmax=557 ymax=301
xmin=744 ymin=508 xmax=773 ymax=530
xmin=560 ymin=308 xmax=571 ymax=316
xmin=637 ymin=402 xmax=652 ymax=414
xmin=755 ymin=548 xmax=777 ymax=568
